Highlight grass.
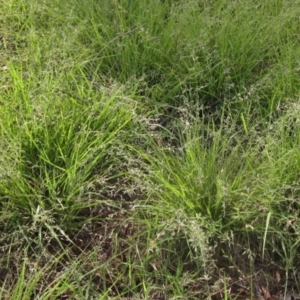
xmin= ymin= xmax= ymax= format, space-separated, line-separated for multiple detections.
xmin=1 ymin=0 xmax=300 ymax=298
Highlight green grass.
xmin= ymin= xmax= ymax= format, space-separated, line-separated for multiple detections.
xmin=1 ymin=0 xmax=300 ymax=298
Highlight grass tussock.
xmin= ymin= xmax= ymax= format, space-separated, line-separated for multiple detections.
xmin=1 ymin=0 xmax=300 ymax=298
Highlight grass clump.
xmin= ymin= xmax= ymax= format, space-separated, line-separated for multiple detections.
xmin=1 ymin=0 xmax=300 ymax=299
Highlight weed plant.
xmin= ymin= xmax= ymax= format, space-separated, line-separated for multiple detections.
xmin=1 ymin=0 xmax=300 ymax=298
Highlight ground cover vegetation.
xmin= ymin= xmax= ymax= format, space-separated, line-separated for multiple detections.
xmin=1 ymin=0 xmax=300 ymax=298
